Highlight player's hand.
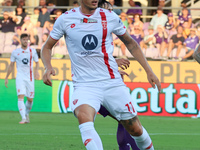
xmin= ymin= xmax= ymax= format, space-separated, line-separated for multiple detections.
xmin=147 ymin=71 xmax=161 ymax=93
xmin=119 ymin=70 xmax=129 ymax=80
xmin=115 ymin=58 xmax=130 ymax=70
xmin=5 ymin=78 xmax=8 ymax=88
xmin=34 ymin=71 xmax=40 ymax=80
xmin=43 ymin=67 xmax=56 ymax=86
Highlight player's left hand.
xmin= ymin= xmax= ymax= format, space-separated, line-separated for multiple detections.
xmin=43 ymin=67 xmax=56 ymax=86
xmin=119 ymin=70 xmax=129 ymax=80
xmin=5 ymin=78 xmax=8 ymax=88
xmin=147 ymin=71 xmax=161 ymax=93
xmin=115 ymin=58 xmax=130 ymax=70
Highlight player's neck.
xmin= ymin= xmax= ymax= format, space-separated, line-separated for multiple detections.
xmin=21 ymin=46 xmax=27 ymax=50
xmin=80 ymin=6 xmax=96 ymax=15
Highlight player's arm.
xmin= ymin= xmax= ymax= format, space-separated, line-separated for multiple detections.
xmin=115 ymin=58 xmax=130 ymax=70
xmin=117 ymin=31 xmax=161 ymax=92
xmin=5 ymin=62 xmax=15 ymax=88
xmin=194 ymin=44 xmax=200 ymax=64
xmin=34 ymin=61 xmax=40 ymax=80
xmin=41 ymin=36 xmax=58 ymax=86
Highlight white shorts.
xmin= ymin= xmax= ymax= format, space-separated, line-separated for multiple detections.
xmin=16 ymin=79 xmax=35 ymax=98
xmin=71 ymin=78 xmax=137 ymax=121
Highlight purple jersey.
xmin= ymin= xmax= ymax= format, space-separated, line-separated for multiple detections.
xmin=178 ymin=14 xmax=192 ymax=27
xmin=165 ymin=21 xmax=174 ymax=30
xmin=154 ymin=33 xmax=168 ymax=44
xmin=130 ymin=34 xmax=143 ymax=44
xmin=126 ymin=5 xmax=142 ymax=15
xmin=184 ymin=36 xmax=199 ymax=50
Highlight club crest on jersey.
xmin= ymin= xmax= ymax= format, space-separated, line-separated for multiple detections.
xmin=82 ymin=34 xmax=98 ymax=50
xmin=80 ymin=18 xmax=97 ymax=23
xmin=101 ymin=20 xmax=107 ymax=30
xmin=22 ymin=58 xmax=29 ymax=64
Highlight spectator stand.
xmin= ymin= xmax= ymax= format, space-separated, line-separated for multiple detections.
xmin=0 ymin=5 xmax=199 ymax=62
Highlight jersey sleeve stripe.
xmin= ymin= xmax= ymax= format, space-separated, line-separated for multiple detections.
xmin=29 ymin=48 xmax=33 ymax=82
xmin=100 ymin=11 xmax=115 ymax=79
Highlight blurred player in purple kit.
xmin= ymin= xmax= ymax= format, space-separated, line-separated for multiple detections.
xmin=99 ymin=104 xmax=139 ymax=150
xmin=5 ymin=33 xmax=39 ymax=124
xmin=98 ymin=1 xmax=139 ymax=149
xmin=41 ymin=0 xmax=161 ymax=150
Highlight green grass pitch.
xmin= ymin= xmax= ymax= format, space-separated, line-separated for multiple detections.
xmin=0 ymin=111 xmax=200 ymax=150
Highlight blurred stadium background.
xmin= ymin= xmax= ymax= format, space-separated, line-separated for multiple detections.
xmin=0 ymin=0 xmax=200 ymax=149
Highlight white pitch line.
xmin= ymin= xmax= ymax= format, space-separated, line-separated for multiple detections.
xmin=0 ymin=133 xmax=200 ymax=136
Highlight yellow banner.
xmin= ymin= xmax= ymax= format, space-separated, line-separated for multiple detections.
xmin=0 ymin=58 xmax=199 ymax=83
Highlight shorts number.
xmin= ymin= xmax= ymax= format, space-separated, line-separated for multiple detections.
xmin=125 ymin=102 xmax=135 ymax=113
xmin=30 ymin=92 xmax=34 ymax=97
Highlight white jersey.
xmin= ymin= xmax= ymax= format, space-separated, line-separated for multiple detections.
xmin=50 ymin=7 xmax=126 ymax=83
xmin=10 ymin=47 xmax=38 ymax=81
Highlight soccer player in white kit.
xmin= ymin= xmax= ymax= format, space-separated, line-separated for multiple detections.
xmin=5 ymin=33 xmax=39 ymax=124
xmin=41 ymin=0 xmax=161 ymax=149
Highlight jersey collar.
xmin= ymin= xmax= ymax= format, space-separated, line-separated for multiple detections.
xmin=78 ymin=7 xmax=97 ymax=17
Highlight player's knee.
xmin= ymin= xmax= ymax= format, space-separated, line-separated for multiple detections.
xmin=130 ymin=125 xmax=143 ymax=136
xmin=121 ymin=117 xmax=143 ymax=136
xmin=125 ymin=123 xmax=143 ymax=136
xmin=75 ymin=105 xmax=96 ymax=124
xmin=18 ymin=95 xmax=24 ymax=99
xmin=27 ymin=98 xmax=33 ymax=102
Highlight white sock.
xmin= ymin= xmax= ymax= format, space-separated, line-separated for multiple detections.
xmin=25 ymin=100 xmax=33 ymax=115
xmin=131 ymin=126 xmax=154 ymax=150
xmin=79 ymin=122 xmax=103 ymax=150
xmin=18 ymin=99 xmax=26 ymax=120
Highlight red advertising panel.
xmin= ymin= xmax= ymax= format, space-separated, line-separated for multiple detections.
xmin=125 ymin=82 xmax=200 ymax=117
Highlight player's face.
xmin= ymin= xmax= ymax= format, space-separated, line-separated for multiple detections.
xmin=81 ymin=0 xmax=99 ymax=11
xmin=21 ymin=37 xmax=29 ymax=47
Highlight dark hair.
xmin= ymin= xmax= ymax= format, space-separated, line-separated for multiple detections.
xmin=20 ymin=33 xmax=29 ymax=39
xmin=73 ymin=1 xmax=79 ymax=4
xmin=43 ymin=33 xmax=49 ymax=37
xmin=34 ymin=7 xmax=39 ymax=10
xmin=181 ymin=0 xmax=186 ymax=4
xmin=47 ymin=0 xmax=54 ymax=4
xmin=16 ymin=5 xmax=23 ymax=8
xmin=55 ymin=9 xmax=62 ymax=14
xmin=98 ymin=0 xmax=112 ymax=9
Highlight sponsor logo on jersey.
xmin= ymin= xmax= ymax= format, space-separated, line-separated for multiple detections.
xmin=71 ymin=24 xmax=75 ymax=28
xmin=82 ymin=34 xmax=98 ymax=50
xmin=80 ymin=18 xmax=98 ymax=23
xmin=81 ymin=51 xmax=99 ymax=56
xmin=22 ymin=51 xmax=29 ymax=53
xmin=73 ymin=99 xmax=78 ymax=105
xmin=22 ymin=58 xmax=29 ymax=64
